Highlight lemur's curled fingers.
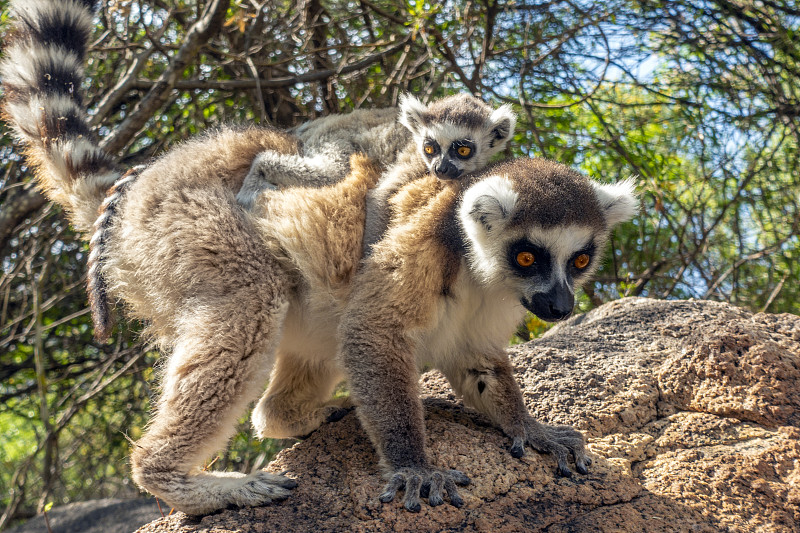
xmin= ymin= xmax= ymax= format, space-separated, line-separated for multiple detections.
xmin=379 ymin=467 xmax=470 ymax=512
xmin=511 ymin=418 xmax=592 ymax=477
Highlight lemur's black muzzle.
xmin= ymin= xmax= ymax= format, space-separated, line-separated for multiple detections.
xmin=521 ymin=283 xmax=574 ymax=322
xmin=434 ymin=158 xmax=462 ymax=180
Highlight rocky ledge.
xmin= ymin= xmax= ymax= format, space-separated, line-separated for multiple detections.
xmin=137 ymin=298 xmax=800 ymax=532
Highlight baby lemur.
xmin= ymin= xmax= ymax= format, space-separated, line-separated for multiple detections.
xmin=2 ymin=0 xmax=638 ymax=516
xmin=362 ymin=94 xmax=516 ymax=252
xmin=237 ymin=93 xmax=516 ymax=252
xmin=236 ymin=91 xmax=515 ymax=201
xmin=234 ymin=106 xmax=404 ymax=206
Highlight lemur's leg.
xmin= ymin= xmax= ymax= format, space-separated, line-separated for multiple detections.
xmin=131 ymin=288 xmax=296 ymax=515
xmin=252 ymin=352 xmax=351 ymax=439
xmin=130 ymin=193 xmax=296 ymax=515
xmin=441 ymin=353 xmax=591 ymax=477
xmin=237 ymin=142 xmax=353 ymax=208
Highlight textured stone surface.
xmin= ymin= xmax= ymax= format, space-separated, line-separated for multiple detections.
xmin=136 ymin=298 xmax=800 ymax=532
xmin=7 ymin=498 xmax=162 ymax=533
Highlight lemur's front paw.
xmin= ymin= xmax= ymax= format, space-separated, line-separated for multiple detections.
xmin=512 ymin=418 xmax=592 ymax=477
xmin=379 ymin=466 xmax=470 ymax=512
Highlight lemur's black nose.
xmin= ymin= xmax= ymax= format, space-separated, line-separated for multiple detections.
xmin=521 ymin=285 xmax=574 ymax=322
xmin=548 ymin=302 xmax=572 ymax=320
xmin=435 ymin=159 xmax=461 ymax=180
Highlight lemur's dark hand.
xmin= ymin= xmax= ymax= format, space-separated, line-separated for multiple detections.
xmin=510 ymin=417 xmax=592 ymax=477
xmin=379 ymin=466 xmax=470 ymax=512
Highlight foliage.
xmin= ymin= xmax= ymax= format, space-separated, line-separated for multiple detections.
xmin=1 ymin=0 xmax=798 ymax=527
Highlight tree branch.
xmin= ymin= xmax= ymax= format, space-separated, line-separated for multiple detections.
xmin=129 ymin=39 xmax=411 ymax=92
xmin=0 ymin=186 xmax=48 ymax=254
xmin=99 ymin=0 xmax=230 ymax=155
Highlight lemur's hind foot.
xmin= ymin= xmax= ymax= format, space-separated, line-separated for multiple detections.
xmin=251 ymin=352 xmax=351 ymax=439
xmin=133 ymin=470 xmax=296 ymax=515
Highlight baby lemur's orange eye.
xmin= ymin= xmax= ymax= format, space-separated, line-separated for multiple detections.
xmin=574 ymin=254 xmax=590 ymax=269
xmin=516 ymin=251 xmax=535 ymax=267
xmin=457 ymin=146 xmax=472 ymax=157
xmin=424 ymin=145 xmax=435 ymax=155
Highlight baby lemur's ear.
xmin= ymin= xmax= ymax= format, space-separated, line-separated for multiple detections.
xmin=460 ymin=175 xmax=518 ymax=233
xmin=590 ymin=178 xmax=639 ymax=226
xmin=398 ymin=94 xmax=428 ymax=136
xmin=487 ymin=104 xmax=517 ymax=147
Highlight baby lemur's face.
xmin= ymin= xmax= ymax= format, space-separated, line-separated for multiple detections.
xmin=459 ymin=158 xmax=638 ymax=322
xmin=399 ymin=94 xmax=517 ymax=181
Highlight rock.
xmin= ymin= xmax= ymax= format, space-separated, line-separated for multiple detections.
xmin=8 ymin=498 xmax=162 ymax=533
xmin=136 ymin=298 xmax=800 ymax=532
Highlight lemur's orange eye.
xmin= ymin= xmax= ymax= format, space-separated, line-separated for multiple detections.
xmin=516 ymin=251 xmax=535 ymax=267
xmin=574 ymin=254 xmax=590 ymax=269
xmin=424 ymin=145 xmax=435 ymax=155
xmin=457 ymin=146 xmax=472 ymax=157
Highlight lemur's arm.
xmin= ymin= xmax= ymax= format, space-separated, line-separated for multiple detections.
xmin=440 ymin=353 xmax=591 ymax=477
xmin=339 ymin=181 xmax=469 ymax=512
xmin=237 ymin=139 xmax=354 ymax=208
xmin=339 ymin=275 xmax=470 ymax=512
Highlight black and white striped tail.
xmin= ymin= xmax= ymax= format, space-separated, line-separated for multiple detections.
xmin=87 ymin=166 xmax=142 ymax=341
xmin=0 ymin=0 xmax=120 ymax=231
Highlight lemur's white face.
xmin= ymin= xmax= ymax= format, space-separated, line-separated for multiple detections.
xmin=399 ymin=94 xmax=516 ymax=180
xmin=414 ymin=123 xmax=496 ymax=180
xmin=459 ymin=172 xmax=638 ymax=322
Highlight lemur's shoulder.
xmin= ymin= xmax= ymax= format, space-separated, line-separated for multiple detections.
xmin=366 ymin=177 xmax=463 ymax=317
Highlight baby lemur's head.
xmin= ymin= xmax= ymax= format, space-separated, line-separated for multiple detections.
xmin=399 ymin=94 xmax=516 ymax=180
xmin=458 ymin=158 xmax=638 ymax=322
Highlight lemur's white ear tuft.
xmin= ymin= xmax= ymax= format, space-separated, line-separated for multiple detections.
xmin=398 ymin=94 xmax=428 ymax=135
xmin=461 ymin=175 xmax=518 ymax=231
xmin=488 ymin=104 xmax=517 ymax=147
xmin=591 ymin=178 xmax=639 ymax=226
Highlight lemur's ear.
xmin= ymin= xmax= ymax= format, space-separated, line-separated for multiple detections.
xmin=461 ymin=175 xmax=518 ymax=232
xmin=399 ymin=94 xmax=428 ymax=135
xmin=488 ymin=104 xmax=517 ymax=147
xmin=591 ymin=178 xmax=639 ymax=226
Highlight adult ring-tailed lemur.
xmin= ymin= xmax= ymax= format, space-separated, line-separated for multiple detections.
xmin=2 ymin=0 xmax=638 ymax=515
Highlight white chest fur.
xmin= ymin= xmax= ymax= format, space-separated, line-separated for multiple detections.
xmin=416 ymin=272 xmax=525 ymax=370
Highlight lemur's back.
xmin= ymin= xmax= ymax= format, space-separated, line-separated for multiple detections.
xmin=293 ymin=107 xmax=408 ymax=165
xmin=103 ymin=126 xmax=299 ymax=343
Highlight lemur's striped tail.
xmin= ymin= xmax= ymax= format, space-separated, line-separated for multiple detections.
xmin=1 ymin=0 xmax=121 ymax=233
xmin=87 ymin=167 xmax=141 ymax=341
xmin=2 ymin=0 xmax=127 ymax=340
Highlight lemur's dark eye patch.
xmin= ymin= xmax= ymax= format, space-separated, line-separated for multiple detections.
xmin=574 ymin=254 xmax=590 ymax=269
xmin=451 ymin=140 xmax=476 ymax=160
xmin=508 ymin=240 xmax=550 ymax=277
xmin=423 ymin=139 xmax=440 ymax=157
xmin=569 ymin=243 xmax=596 ymax=274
